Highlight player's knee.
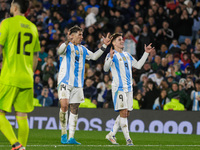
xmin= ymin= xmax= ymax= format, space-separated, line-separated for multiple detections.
xmin=120 ymin=109 xmax=128 ymax=118
xmin=60 ymin=99 xmax=69 ymax=109
xmin=0 ymin=109 xmax=5 ymax=115
xmin=70 ymin=103 xmax=79 ymax=114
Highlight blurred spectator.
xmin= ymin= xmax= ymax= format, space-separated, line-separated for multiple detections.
xmin=109 ymin=9 xmax=125 ymax=32
xmin=47 ymin=77 xmax=55 ymax=100
xmin=34 ymin=75 xmax=43 ymax=97
xmin=153 ymin=89 xmax=170 ymax=110
xmin=96 ymin=10 xmax=109 ymax=32
xmin=133 ymin=92 xmax=143 ymax=109
xmin=77 ymin=4 xmax=86 ymax=18
xmin=123 ymin=31 xmax=137 ymax=56
xmin=50 ymin=0 xmax=60 ymax=15
xmin=0 ymin=0 xmax=9 ymax=21
xmin=136 ymin=25 xmax=153 ymax=59
xmin=96 ymin=77 xmax=106 ymax=108
xmin=83 ymin=78 xmax=97 ymax=105
xmin=151 ymin=55 xmax=161 ymax=71
xmin=104 ymin=80 xmax=113 ymax=108
xmin=39 ymin=45 xmax=48 ymax=65
xmin=37 ymin=86 xmax=53 ymax=107
xmin=166 ymin=53 xmax=174 ymax=66
xmin=185 ymin=38 xmax=195 ymax=53
xmin=137 ymin=74 xmax=148 ymax=94
xmin=52 ymin=89 xmax=59 ymax=107
xmin=142 ymin=80 xmax=160 ymax=109
xmin=195 ymin=38 xmax=200 ymax=53
xmin=84 ymin=0 xmax=100 ymax=12
xmin=178 ymin=9 xmax=193 ymax=43
xmin=42 ymin=57 xmax=56 ymax=84
xmin=85 ymin=7 xmax=99 ymax=28
xmin=160 ymin=57 xmax=169 ymax=72
xmin=170 ymin=6 xmax=182 ymax=39
xmin=148 ymin=70 xmax=164 ymax=87
xmin=157 ymin=43 xmax=169 ymax=58
xmin=191 ymin=79 xmax=200 ymax=111
xmin=180 ymin=52 xmax=191 ymax=71
xmin=56 ymin=12 xmax=68 ymax=32
xmin=163 ymin=94 xmax=185 ymax=111
xmin=191 ymin=53 xmax=200 ymax=76
xmin=156 ymin=21 xmax=174 ymax=46
xmin=155 ymin=6 xmax=167 ymax=29
xmin=191 ymin=9 xmax=200 ymax=43
xmin=168 ymin=82 xmax=191 ymax=110
xmin=168 ymin=39 xmax=180 ymax=54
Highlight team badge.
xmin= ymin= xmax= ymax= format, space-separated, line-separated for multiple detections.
xmin=80 ymin=50 xmax=83 ymax=55
xmin=123 ymin=57 xmax=126 ymax=61
xmin=76 ymin=50 xmax=79 ymax=55
xmin=62 ymin=92 xmax=66 ymax=97
xmin=120 ymin=103 xmax=124 ymax=108
xmin=127 ymin=57 xmax=130 ymax=60
xmin=119 ymin=58 xmax=122 ymax=61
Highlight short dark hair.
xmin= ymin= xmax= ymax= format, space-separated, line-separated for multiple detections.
xmin=110 ymin=33 xmax=123 ymax=44
xmin=195 ymin=79 xmax=200 ymax=84
xmin=13 ymin=0 xmax=29 ymax=14
xmin=69 ymin=25 xmax=83 ymax=35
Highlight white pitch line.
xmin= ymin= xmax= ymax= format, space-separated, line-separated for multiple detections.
xmin=1 ymin=145 xmax=200 ymax=147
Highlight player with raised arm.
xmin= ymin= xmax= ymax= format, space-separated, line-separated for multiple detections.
xmin=104 ymin=33 xmax=154 ymax=145
xmin=57 ymin=25 xmax=111 ymax=144
xmin=0 ymin=0 xmax=40 ymax=150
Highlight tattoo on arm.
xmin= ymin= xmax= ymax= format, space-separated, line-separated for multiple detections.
xmin=70 ymin=103 xmax=80 ymax=114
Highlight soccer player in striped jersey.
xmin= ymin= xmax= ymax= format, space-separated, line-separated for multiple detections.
xmin=0 ymin=0 xmax=40 ymax=150
xmin=104 ymin=33 xmax=154 ymax=145
xmin=191 ymin=79 xmax=200 ymax=111
xmin=57 ymin=25 xmax=111 ymax=144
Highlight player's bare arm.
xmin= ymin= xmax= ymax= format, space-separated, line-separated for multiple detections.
xmin=33 ymin=52 xmax=38 ymax=72
xmin=144 ymin=43 xmax=155 ymax=53
xmin=131 ymin=43 xmax=155 ymax=69
xmin=102 ymin=33 xmax=112 ymax=47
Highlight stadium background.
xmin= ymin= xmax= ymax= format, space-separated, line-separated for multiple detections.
xmin=1 ymin=0 xmax=200 ymax=110
xmin=1 ymin=0 xmax=200 ymax=149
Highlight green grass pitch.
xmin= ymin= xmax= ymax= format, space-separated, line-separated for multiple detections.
xmin=1 ymin=129 xmax=200 ymax=150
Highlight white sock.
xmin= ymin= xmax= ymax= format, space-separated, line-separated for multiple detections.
xmin=68 ymin=112 xmax=78 ymax=139
xmin=59 ymin=109 xmax=68 ymax=135
xmin=110 ymin=115 xmax=120 ymax=136
xmin=119 ymin=117 xmax=130 ymax=140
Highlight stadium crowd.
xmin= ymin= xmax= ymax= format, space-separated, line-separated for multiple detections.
xmin=1 ymin=0 xmax=200 ymax=110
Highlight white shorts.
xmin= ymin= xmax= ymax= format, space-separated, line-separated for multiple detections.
xmin=58 ymin=83 xmax=84 ymax=104
xmin=112 ymin=89 xmax=133 ymax=112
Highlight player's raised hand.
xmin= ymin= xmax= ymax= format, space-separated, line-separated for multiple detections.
xmin=65 ymin=31 xmax=72 ymax=44
xmin=102 ymin=33 xmax=112 ymax=46
xmin=144 ymin=43 xmax=155 ymax=53
xmin=110 ymin=46 xmax=115 ymax=59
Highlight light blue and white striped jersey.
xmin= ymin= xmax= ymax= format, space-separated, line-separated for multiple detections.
xmin=104 ymin=50 xmax=149 ymax=92
xmin=58 ymin=42 xmax=98 ymax=87
xmin=191 ymin=91 xmax=200 ymax=111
